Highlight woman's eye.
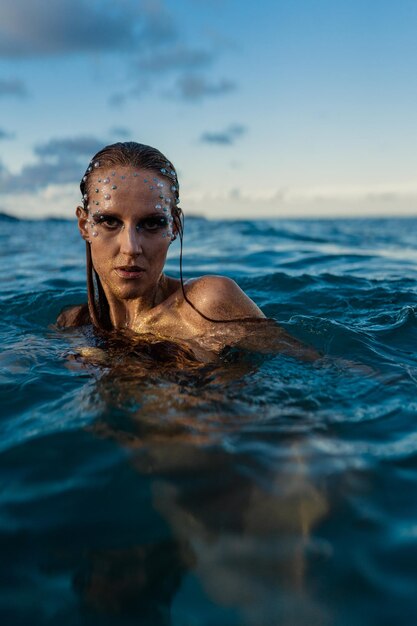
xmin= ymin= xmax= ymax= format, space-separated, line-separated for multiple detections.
xmin=140 ymin=216 xmax=168 ymax=231
xmin=94 ymin=215 xmax=120 ymax=229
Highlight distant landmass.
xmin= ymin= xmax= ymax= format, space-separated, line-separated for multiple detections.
xmin=0 ymin=211 xmax=72 ymax=222
xmin=0 ymin=211 xmax=20 ymax=222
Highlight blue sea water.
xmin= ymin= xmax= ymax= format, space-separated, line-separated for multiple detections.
xmin=2 ymin=214 xmax=417 ymax=625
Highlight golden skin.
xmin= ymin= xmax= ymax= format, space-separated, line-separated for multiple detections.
xmin=71 ymin=165 xmax=269 ymax=356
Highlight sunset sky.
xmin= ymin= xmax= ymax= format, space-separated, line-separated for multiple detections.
xmin=1 ymin=0 xmax=416 ymax=219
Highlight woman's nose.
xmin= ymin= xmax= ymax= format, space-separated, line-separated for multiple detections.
xmin=119 ymin=225 xmax=143 ymax=256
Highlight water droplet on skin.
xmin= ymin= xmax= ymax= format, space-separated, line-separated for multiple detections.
xmin=83 ymin=176 xmax=87 ymax=182
xmin=94 ymin=162 xmax=100 ymax=168
xmin=150 ymin=186 xmax=154 ymax=190
xmin=87 ymin=166 xmax=92 ymax=172
xmin=155 ymin=204 xmax=162 ymax=209
xmin=104 ymin=194 xmax=111 ymax=200
xmin=121 ymin=175 xmax=126 ymax=179
xmin=144 ymin=179 xmax=148 ymax=183
xmin=160 ymin=168 xmax=167 ymax=174
xmin=92 ymin=231 xmax=98 ymax=237
xmin=103 ymin=178 xmax=110 ymax=184
xmin=112 ymin=185 xmax=117 ymax=190
xmin=95 ymin=188 xmax=99 ymax=193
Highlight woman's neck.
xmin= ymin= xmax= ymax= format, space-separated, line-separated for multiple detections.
xmin=104 ymin=277 xmax=166 ymax=330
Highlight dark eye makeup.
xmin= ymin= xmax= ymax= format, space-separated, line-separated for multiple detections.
xmin=92 ymin=213 xmax=168 ymax=232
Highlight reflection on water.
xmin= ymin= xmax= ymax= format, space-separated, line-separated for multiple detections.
xmin=67 ymin=341 xmax=330 ymax=626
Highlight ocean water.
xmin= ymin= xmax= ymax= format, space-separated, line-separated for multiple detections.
xmin=2 ymin=214 xmax=417 ymax=625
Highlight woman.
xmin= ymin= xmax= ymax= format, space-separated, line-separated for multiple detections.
xmin=58 ymin=141 xmax=315 ymax=361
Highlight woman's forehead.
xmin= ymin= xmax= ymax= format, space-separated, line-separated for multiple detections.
xmin=86 ymin=166 xmax=175 ymax=211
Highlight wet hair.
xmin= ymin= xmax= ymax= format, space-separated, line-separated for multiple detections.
xmin=79 ymin=141 xmax=258 ymax=332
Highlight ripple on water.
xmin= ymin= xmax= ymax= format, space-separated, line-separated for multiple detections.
xmin=1 ymin=217 xmax=417 ymax=625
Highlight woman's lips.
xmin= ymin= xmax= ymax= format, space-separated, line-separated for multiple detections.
xmin=115 ymin=266 xmax=145 ymax=279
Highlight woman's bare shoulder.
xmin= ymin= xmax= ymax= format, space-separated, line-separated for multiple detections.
xmin=56 ymin=304 xmax=90 ymax=328
xmin=183 ymin=275 xmax=265 ymax=320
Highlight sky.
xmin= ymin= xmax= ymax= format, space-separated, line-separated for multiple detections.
xmin=0 ymin=0 xmax=416 ymax=220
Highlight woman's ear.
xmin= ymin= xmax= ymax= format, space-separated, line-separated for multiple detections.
xmin=76 ymin=206 xmax=91 ymax=243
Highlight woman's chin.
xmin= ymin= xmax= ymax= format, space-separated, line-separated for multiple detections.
xmin=111 ymin=284 xmax=149 ymax=301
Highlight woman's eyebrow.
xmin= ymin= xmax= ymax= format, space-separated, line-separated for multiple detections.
xmin=140 ymin=211 xmax=167 ymax=218
xmin=93 ymin=210 xmax=166 ymax=219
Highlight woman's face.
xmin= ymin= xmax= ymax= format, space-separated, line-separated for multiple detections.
xmin=77 ymin=166 xmax=176 ymax=301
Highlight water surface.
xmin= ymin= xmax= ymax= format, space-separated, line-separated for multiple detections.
xmin=1 ymin=216 xmax=417 ymax=625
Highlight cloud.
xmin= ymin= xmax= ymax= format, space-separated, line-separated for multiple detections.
xmin=0 ymin=78 xmax=27 ymax=98
xmin=0 ymin=128 xmax=15 ymax=140
xmin=137 ymin=45 xmax=213 ymax=73
xmin=175 ymin=75 xmax=236 ymax=101
xmin=108 ymin=92 xmax=129 ymax=108
xmin=109 ymin=127 xmax=132 ymax=138
xmin=1 ymin=161 xmax=83 ymax=193
xmin=200 ymin=124 xmax=246 ymax=146
xmin=0 ymin=0 xmax=238 ymax=104
xmin=137 ymin=0 xmax=177 ymax=45
xmin=0 ymin=0 xmax=176 ymax=57
xmin=34 ymin=136 xmax=103 ymax=159
xmin=0 ymin=135 xmax=104 ymax=194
